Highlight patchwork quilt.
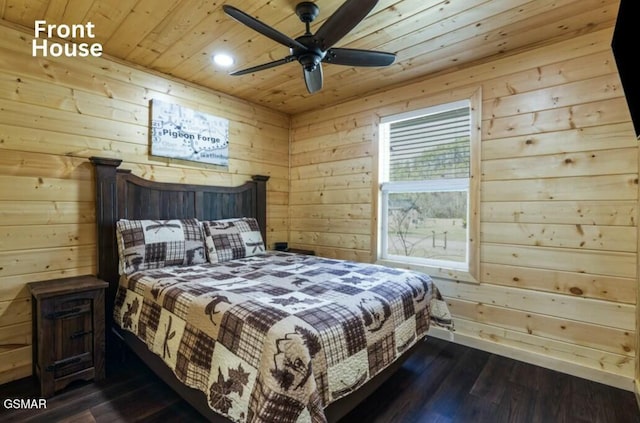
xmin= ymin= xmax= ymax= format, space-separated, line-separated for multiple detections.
xmin=114 ymin=251 xmax=453 ymax=423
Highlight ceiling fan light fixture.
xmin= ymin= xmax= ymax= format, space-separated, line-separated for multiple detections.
xmin=213 ymin=53 xmax=234 ymax=67
xmin=298 ymin=53 xmax=321 ymax=71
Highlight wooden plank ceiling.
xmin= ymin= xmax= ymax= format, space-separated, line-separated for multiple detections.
xmin=0 ymin=0 xmax=620 ymax=115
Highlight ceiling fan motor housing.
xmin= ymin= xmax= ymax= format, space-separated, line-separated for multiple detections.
xmin=292 ymin=34 xmax=325 ymax=71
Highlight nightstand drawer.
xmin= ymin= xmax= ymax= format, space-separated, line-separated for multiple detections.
xmin=47 ymin=298 xmax=92 ymax=319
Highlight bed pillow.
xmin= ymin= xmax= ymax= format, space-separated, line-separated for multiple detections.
xmin=202 ymin=217 xmax=265 ymax=263
xmin=116 ymin=218 xmax=206 ymax=275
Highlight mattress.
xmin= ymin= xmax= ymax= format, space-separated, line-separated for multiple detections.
xmin=113 ymin=251 xmax=452 ymax=423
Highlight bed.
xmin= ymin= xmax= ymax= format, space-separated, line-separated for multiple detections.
xmin=90 ymin=157 xmax=452 ymax=423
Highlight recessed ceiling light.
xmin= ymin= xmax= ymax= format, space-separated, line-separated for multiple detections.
xmin=213 ymin=53 xmax=234 ymax=67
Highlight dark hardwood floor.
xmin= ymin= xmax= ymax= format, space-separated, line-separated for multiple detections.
xmin=1 ymin=338 xmax=638 ymax=422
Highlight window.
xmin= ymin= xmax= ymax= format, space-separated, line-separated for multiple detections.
xmin=378 ymin=91 xmax=480 ymax=281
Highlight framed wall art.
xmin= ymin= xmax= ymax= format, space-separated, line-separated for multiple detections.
xmin=150 ymin=99 xmax=229 ymax=167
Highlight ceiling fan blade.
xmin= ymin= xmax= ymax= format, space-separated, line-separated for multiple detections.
xmin=230 ymin=56 xmax=295 ymax=76
xmin=223 ymin=5 xmax=307 ymax=50
xmin=303 ymin=65 xmax=323 ymax=94
xmin=314 ymin=0 xmax=378 ymax=51
xmin=323 ymin=48 xmax=395 ymax=67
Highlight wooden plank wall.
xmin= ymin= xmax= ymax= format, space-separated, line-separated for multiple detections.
xmin=290 ymin=28 xmax=638 ymax=389
xmin=0 ymin=21 xmax=290 ymax=384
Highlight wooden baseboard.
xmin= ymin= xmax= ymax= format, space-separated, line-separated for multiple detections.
xmin=427 ymin=326 xmax=635 ymax=392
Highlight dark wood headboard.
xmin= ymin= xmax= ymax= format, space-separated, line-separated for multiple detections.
xmin=90 ymin=157 xmax=269 ymax=318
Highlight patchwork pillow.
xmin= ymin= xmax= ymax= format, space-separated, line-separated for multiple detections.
xmin=116 ymin=218 xmax=206 ymax=275
xmin=202 ymin=217 xmax=265 ymax=263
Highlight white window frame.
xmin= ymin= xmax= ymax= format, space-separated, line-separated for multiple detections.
xmin=377 ymin=90 xmax=480 ymax=283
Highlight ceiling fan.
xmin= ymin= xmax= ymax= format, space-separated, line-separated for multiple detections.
xmin=222 ymin=0 xmax=396 ymax=94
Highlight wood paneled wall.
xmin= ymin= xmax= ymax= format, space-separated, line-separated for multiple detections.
xmin=290 ymin=28 xmax=638 ymax=389
xmin=0 ymin=21 xmax=289 ymax=384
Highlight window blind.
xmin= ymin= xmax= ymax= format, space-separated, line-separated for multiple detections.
xmin=389 ymin=107 xmax=470 ymax=182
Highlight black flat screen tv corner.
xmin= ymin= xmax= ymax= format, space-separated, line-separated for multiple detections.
xmin=612 ymin=0 xmax=640 ymax=139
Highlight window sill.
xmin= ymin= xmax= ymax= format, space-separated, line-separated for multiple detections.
xmin=376 ymin=258 xmax=478 ymax=284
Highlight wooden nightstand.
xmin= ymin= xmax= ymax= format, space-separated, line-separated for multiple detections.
xmin=29 ymin=275 xmax=108 ymax=398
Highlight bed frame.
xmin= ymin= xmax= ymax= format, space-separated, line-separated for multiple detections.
xmin=90 ymin=156 xmax=422 ymax=422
